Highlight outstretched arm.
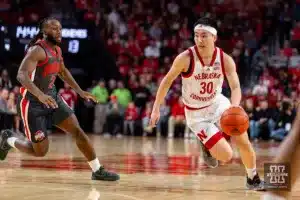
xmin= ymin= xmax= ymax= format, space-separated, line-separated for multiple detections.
xmin=58 ymin=62 xmax=82 ymax=94
xmin=150 ymin=51 xmax=189 ymax=126
xmin=223 ymin=53 xmax=241 ymax=106
xmin=58 ymin=63 xmax=97 ymax=103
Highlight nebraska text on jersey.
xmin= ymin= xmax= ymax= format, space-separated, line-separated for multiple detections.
xmin=181 ymin=46 xmax=225 ymax=108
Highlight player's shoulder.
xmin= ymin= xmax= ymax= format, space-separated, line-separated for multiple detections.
xmin=216 ymin=47 xmax=231 ymax=60
xmin=217 ymin=48 xmax=235 ymax=65
xmin=175 ymin=47 xmax=193 ymax=61
xmin=25 ymin=45 xmax=46 ymax=60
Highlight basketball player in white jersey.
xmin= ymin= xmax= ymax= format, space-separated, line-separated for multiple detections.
xmin=150 ymin=17 xmax=264 ymax=190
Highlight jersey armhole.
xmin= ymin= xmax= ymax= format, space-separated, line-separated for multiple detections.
xmin=181 ymin=48 xmax=194 ymax=78
xmin=35 ymin=43 xmax=49 ymax=67
xmin=56 ymin=46 xmax=64 ymax=62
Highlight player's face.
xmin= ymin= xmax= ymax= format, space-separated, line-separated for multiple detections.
xmin=194 ymin=30 xmax=216 ymax=50
xmin=44 ymin=20 xmax=62 ymax=45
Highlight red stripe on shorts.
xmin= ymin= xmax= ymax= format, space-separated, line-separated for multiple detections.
xmin=20 ymin=98 xmax=31 ymax=141
xmin=204 ymin=131 xmax=223 ymax=149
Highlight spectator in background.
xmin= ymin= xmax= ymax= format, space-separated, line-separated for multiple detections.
xmin=282 ymin=40 xmax=293 ymax=57
xmin=104 ymin=95 xmax=124 ymax=138
xmin=278 ymin=3 xmax=293 ymax=48
xmin=250 ymin=45 xmax=268 ymax=83
xmin=12 ymin=86 xmax=20 ymax=97
xmin=144 ymin=40 xmax=160 ymax=58
xmin=91 ymin=80 xmax=109 ymax=134
xmin=111 ymin=80 xmax=132 ymax=108
xmin=149 ymin=20 xmax=162 ymax=40
xmin=250 ymin=99 xmax=275 ymax=140
xmin=0 ymin=88 xmax=9 ymax=111
xmin=156 ymin=99 xmax=170 ymax=137
xmin=7 ymin=92 xmax=16 ymax=114
xmin=123 ymin=102 xmax=138 ymax=136
xmin=142 ymin=102 xmax=153 ymax=136
xmin=59 ymin=83 xmax=78 ymax=110
xmin=291 ymin=21 xmax=300 ymax=51
xmin=134 ymin=79 xmax=151 ymax=112
xmin=108 ymin=79 xmax=117 ymax=94
xmin=270 ymin=101 xmax=296 ymax=141
xmin=245 ymin=98 xmax=256 ymax=140
xmin=168 ymin=97 xmax=189 ymax=138
xmin=7 ymin=92 xmax=21 ymax=134
xmin=0 ymin=69 xmax=12 ymax=89
xmin=252 ymin=79 xmax=268 ymax=97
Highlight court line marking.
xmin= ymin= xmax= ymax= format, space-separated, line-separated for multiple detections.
xmin=20 ymin=186 xmax=144 ymax=200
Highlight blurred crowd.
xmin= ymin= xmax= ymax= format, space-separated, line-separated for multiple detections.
xmin=0 ymin=0 xmax=299 ymax=141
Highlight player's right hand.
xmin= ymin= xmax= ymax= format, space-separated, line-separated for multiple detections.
xmin=149 ymin=109 xmax=160 ymax=127
xmin=38 ymin=94 xmax=58 ymax=109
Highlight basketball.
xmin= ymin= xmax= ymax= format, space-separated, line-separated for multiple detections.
xmin=220 ymin=106 xmax=249 ymax=136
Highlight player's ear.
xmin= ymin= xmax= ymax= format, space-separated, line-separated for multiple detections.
xmin=213 ymin=35 xmax=217 ymax=42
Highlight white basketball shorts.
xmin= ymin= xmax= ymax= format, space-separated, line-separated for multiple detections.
xmin=184 ymin=94 xmax=231 ymax=149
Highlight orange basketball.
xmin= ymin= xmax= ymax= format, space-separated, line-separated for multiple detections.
xmin=220 ymin=106 xmax=249 ymax=136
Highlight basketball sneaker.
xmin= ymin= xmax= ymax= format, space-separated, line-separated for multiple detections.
xmin=91 ymin=166 xmax=120 ymax=181
xmin=0 ymin=129 xmax=13 ymax=160
xmin=199 ymin=142 xmax=218 ymax=168
xmin=246 ymin=174 xmax=265 ymax=191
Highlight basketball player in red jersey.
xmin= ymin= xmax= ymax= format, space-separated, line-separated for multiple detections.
xmin=0 ymin=18 xmax=119 ymax=181
xmin=150 ymin=17 xmax=264 ymax=190
xmin=261 ymin=105 xmax=300 ymax=199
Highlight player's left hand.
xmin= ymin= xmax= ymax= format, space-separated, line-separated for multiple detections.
xmin=79 ymin=91 xmax=98 ymax=103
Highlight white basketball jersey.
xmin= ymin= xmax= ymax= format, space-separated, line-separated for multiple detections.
xmin=181 ymin=46 xmax=225 ymax=108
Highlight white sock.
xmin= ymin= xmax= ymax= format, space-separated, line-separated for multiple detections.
xmin=246 ymin=168 xmax=257 ymax=179
xmin=88 ymin=158 xmax=101 ymax=172
xmin=261 ymin=193 xmax=286 ymax=200
xmin=7 ymin=137 xmax=18 ymax=149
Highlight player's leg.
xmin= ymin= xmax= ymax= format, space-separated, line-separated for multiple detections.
xmin=261 ymin=107 xmax=300 ymax=200
xmin=231 ymin=132 xmax=265 ymax=190
xmin=214 ymin=94 xmax=264 ymax=190
xmin=185 ymin=109 xmax=221 ymax=167
xmin=196 ymin=124 xmax=233 ymax=162
xmin=0 ymin=99 xmax=50 ymax=159
xmin=53 ymin=96 xmax=119 ymax=181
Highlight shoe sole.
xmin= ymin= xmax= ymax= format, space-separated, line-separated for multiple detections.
xmin=206 ymin=160 xmax=219 ymax=168
xmin=91 ymin=176 xmax=120 ymax=181
xmin=246 ymin=183 xmax=266 ymax=191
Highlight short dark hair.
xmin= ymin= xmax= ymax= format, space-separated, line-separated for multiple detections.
xmin=193 ymin=17 xmax=217 ymax=30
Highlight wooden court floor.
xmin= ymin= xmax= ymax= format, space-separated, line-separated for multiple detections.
xmin=1 ymin=134 xmax=300 ymax=200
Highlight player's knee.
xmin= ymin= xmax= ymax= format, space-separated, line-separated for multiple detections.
xmin=209 ymin=141 xmax=233 ymax=163
xmin=219 ymin=147 xmax=233 ymax=163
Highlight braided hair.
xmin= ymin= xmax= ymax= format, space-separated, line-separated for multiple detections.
xmin=27 ymin=17 xmax=56 ymax=50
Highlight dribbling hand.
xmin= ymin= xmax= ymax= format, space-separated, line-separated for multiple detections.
xmin=149 ymin=109 xmax=160 ymax=127
xmin=38 ymin=94 xmax=58 ymax=109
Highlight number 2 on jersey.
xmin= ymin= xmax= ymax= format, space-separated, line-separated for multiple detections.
xmin=199 ymin=82 xmax=213 ymax=94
